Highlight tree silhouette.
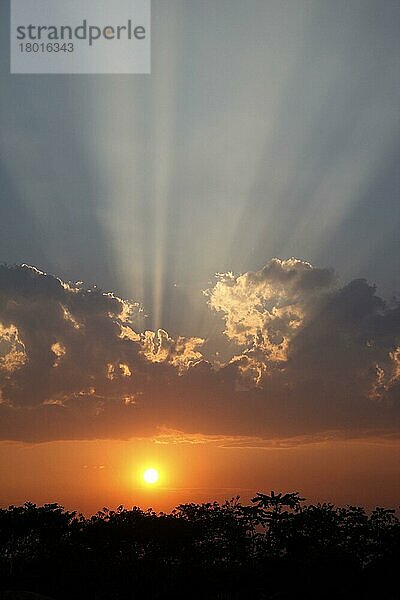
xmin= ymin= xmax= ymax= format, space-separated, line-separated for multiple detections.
xmin=251 ymin=491 xmax=305 ymax=555
xmin=0 ymin=493 xmax=398 ymax=600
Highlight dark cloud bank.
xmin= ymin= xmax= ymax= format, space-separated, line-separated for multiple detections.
xmin=0 ymin=259 xmax=399 ymax=443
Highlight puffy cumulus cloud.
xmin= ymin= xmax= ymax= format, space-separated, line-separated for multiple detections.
xmin=0 ymin=323 xmax=27 ymax=376
xmin=141 ymin=329 xmax=204 ymax=372
xmin=0 ymin=264 xmax=206 ymax=434
xmin=206 ymin=258 xmax=334 ymax=366
xmin=0 ymin=260 xmax=399 ymax=443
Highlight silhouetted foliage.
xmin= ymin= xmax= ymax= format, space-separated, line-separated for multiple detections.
xmin=0 ymin=494 xmax=399 ymax=599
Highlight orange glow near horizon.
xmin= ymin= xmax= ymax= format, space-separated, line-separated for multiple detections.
xmin=0 ymin=437 xmax=399 ymax=515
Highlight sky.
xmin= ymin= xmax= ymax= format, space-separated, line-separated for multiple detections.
xmin=0 ymin=0 xmax=399 ymax=513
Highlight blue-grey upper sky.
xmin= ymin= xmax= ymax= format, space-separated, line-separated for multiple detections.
xmin=1 ymin=0 xmax=399 ymax=337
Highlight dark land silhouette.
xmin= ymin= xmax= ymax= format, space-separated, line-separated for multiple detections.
xmin=0 ymin=492 xmax=399 ymax=600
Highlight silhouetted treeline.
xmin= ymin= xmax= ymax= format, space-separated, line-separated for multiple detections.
xmin=0 ymin=492 xmax=399 ymax=600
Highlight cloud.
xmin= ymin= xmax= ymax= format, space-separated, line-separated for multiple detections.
xmin=0 ymin=263 xmax=203 ymax=408
xmin=141 ymin=329 xmax=204 ymax=372
xmin=0 ymin=260 xmax=399 ymax=443
xmin=206 ymin=258 xmax=334 ymax=368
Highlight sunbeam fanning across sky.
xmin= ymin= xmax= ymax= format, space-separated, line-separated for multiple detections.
xmin=2 ymin=1 xmax=399 ymax=336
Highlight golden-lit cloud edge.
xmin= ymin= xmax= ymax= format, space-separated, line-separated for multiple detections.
xmin=0 ymin=259 xmax=399 ymax=444
xmin=149 ymin=428 xmax=400 ymax=449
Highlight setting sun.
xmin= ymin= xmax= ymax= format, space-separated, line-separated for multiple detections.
xmin=143 ymin=468 xmax=159 ymax=485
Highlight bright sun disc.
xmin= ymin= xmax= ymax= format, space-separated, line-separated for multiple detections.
xmin=143 ymin=468 xmax=159 ymax=484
